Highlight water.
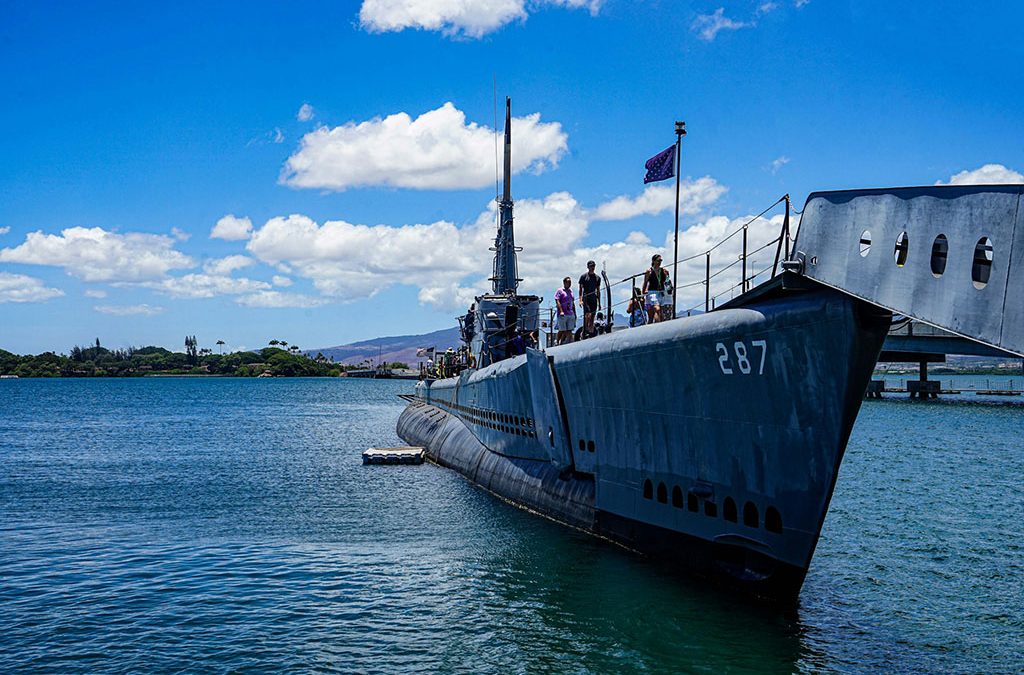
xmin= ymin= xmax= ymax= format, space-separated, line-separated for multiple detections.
xmin=1 ymin=378 xmax=1021 ymax=673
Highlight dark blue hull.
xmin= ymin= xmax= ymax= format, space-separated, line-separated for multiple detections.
xmin=398 ymin=279 xmax=890 ymax=602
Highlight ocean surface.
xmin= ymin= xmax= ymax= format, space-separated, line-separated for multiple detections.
xmin=1 ymin=376 xmax=1021 ymax=674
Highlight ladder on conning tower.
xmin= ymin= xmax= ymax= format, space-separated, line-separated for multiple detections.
xmin=787 ymin=185 xmax=1024 ymax=357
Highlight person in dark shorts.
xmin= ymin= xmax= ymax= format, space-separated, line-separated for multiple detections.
xmin=642 ymin=253 xmax=670 ymax=324
xmin=578 ymin=260 xmax=601 ymax=338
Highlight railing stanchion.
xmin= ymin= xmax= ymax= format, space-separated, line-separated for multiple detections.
xmin=705 ymin=251 xmax=710 ymax=313
xmin=742 ymin=226 xmax=748 ymax=293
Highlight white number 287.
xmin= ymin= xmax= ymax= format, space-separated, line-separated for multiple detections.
xmin=716 ymin=340 xmax=767 ymax=375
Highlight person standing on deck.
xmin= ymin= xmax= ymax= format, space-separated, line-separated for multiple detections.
xmin=642 ymin=254 xmax=670 ymax=324
xmin=578 ymin=260 xmax=601 ymax=339
xmin=554 ymin=277 xmax=576 ymax=345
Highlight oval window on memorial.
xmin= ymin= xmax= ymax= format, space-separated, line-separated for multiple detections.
xmin=859 ymin=230 xmax=872 ymax=257
xmin=894 ymin=231 xmax=909 ymax=267
xmin=972 ymin=237 xmax=993 ymax=289
xmin=930 ymin=234 xmax=948 ymax=278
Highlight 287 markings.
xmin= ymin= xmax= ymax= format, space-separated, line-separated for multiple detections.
xmin=716 ymin=340 xmax=767 ymax=375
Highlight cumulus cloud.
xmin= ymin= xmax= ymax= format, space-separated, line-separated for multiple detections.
xmin=280 ymin=102 xmax=567 ymax=191
xmin=242 ymin=173 xmax=786 ymax=314
xmin=359 ymin=0 xmax=601 ymax=38
xmin=936 ymin=163 xmax=1024 ymax=185
xmin=94 ymin=304 xmax=164 ymax=316
xmin=137 ymin=273 xmax=271 ymax=300
xmin=692 ymin=8 xmax=749 ymax=41
xmin=771 ymin=156 xmax=790 ymax=174
xmin=203 ymin=255 xmax=254 ymax=276
xmin=0 ymin=272 xmax=64 ymax=303
xmin=0 ymin=226 xmax=10 ymax=236
xmin=297 ymin=103 xmax=315 ymax=122
xmin=590 ymin=177 xmax=726 ymax=222
xmin=235 ymin=290 xmax=327 ymax=308
xmin=272 ymin=275 xmax=293 ymax=287
xmin=0 ymin=227 xmax=193 ymax=282
xmin=84 ymin=289 xmax=107 ymax=298
xmin=210 ymin=215 xmax=254 ymax=241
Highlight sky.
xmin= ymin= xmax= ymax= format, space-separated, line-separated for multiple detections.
xmin=2 ymin=0 xmax=1023 ymax=355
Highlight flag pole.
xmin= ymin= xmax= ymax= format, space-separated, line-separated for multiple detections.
xmin=672 ymin=121 xmax=686 ymax=316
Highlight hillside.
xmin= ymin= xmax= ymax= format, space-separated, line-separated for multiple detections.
xmin=307 ymin=326 xmax=461 ymax=366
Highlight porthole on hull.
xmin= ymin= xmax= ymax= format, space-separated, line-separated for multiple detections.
xmin=657 ymin=482 xmax=668 ymax=504
xmin=643 ymin=479 xmax=653 ymax=500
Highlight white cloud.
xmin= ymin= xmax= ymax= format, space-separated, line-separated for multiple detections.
xmin=0 ymin=272 xmax=64 ymax=303
xmin=94 ymin=304 xmax=164 ymax=316
xmin=210 ymin=215 xmax=254 ymax=241
xmin=0 ymin=227 xmax=193 ymax=282
xmin=279 ymin=102 xmax=567 ymax=191
xmin=297 ymin=103 xmax=315 ymax=122
xmin=272 ymin=275 xmax=293 ymax=287
xmin=936 ymin=163 xmax=1024 ymax=186
xmin=0 ymin=226 xmax=10 ymax=236
xmin=795 ymin=0 xmax=810 ymax=7
xmin=590 ymin=177 xmax=726 ymax=222
xmin=236 ymin=290 xmax=327 ymax=308
xmin=137 ymin=273 xmax=271 ymax=300
xmin=757 ymin=1 xmax=778 ymax=13
xmin=692 ymin=8 xmax=749 ymax=41
xmin=84 ymin=289 xmax=107 ymax=298
xmin=359 ymin=0 xmax=601 ymax=38
xmin=771 ymin=156 xmax=790 ymax=174
xmin=203 ymin=255 xmax=254 ymax=276
xmin=242 ymin=173 xmax=792 ymax=314
xmin=171 ymin=227 xmax=191 ymax=241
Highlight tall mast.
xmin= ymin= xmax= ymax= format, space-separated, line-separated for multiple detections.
xmin=492 ymin=97 xmax=519 ymax=295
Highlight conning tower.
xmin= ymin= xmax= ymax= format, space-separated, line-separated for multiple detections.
xmin=464 ymin=97 xmax=541 ymax=368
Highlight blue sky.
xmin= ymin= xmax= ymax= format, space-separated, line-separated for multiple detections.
xmin=2 ymin=0 xmax=1022 ymax=354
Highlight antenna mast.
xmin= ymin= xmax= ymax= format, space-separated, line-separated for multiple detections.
xmin=492 ymin=97 xmax=519 ymax=295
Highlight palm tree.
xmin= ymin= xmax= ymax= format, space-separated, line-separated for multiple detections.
xmin=216 ymin=340 xmax=225 ymax=354
xmin=269 ymin=339 xmax=280 ymax=347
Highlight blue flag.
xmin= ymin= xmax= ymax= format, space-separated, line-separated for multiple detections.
xmin=644 ymin=144 xmax=676 ymax=184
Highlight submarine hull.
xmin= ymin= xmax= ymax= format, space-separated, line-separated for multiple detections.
xmin=398 ymin=281 xmax=889 ymax=602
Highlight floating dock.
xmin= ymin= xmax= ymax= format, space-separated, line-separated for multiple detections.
xmin=362 ymin=446 xmax=425 ymax=465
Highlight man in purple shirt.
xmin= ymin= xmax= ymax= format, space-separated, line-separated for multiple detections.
xmin=554 ymin=276 xmax=576 ymax=345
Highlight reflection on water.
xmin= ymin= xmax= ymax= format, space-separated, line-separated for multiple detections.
xmin=0 ymin=378 xmax=1021 ymax=672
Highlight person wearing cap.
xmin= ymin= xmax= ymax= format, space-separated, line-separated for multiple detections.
xmin=642 ymin=253 xmax=670 ymax=324
xmin=578 ymin=260 xmax=602 ymax=339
